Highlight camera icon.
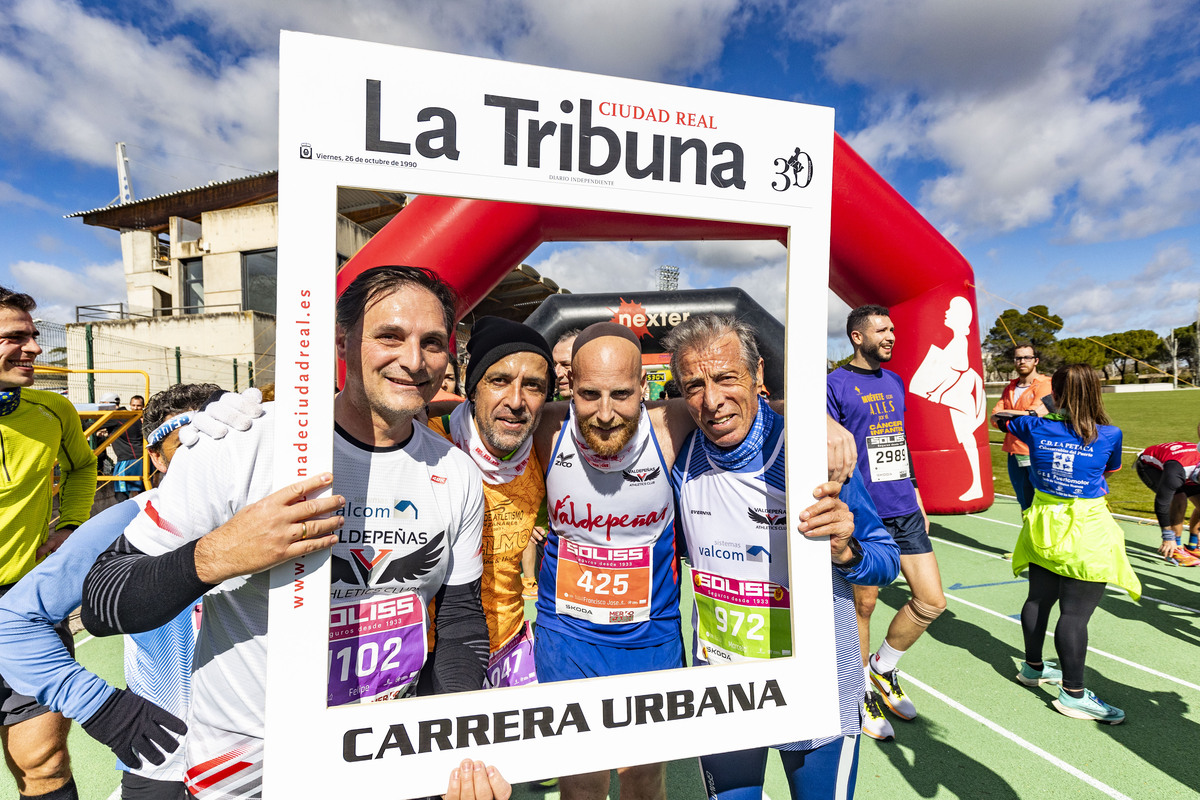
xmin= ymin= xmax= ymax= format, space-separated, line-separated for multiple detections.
xmin=299 ymin=143 xmax=313 ymax=159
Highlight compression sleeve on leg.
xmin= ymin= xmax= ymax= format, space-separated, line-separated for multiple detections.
xmin=898 ymin=597 xmax=945 ymax=632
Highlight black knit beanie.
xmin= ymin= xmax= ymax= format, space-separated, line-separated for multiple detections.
xmin=464 ymin=316 xmax=553 ymax=398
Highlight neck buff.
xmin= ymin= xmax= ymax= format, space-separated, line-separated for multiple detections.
xmin=569 ymin=402 xmax=652 ymax=472
xmin=447 ymin=401 xmax=533 ymax=485
xmin=701 ymin=396 xmax=774 ymax=471
xmin=0 ymin=388 xmax=19 ymax=417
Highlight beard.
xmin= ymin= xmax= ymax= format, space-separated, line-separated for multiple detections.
xmin=862 ymin=340 xmax=892 ymax=363
xmin=580 ymin=415 xmax=639 ymax=457
xmin=478 ymin=411 xmax=535 ymax=455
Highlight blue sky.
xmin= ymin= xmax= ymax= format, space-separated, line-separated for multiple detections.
xmin=1 ymin=0 xmax=1197 ymax=360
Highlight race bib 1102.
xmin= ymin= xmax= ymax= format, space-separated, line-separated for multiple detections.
xmin=327 ymin=592 xmax=426 ymax=706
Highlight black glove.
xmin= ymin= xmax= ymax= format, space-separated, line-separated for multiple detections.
xmin=81 ymin=688 xmax=188 ymax=768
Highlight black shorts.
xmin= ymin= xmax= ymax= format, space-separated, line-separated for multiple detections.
xmin=121 ymin=772 xmax=191 ymax=800
xmin=883 ymin=510 xmax=932 ymax=556
xmin=1136 ymin=460 xmax=1200 ymax=498
xmin=0 ymin=582 xmax=75 ymax=727
xmin=1135 ymin=460 xmax=1161 ymax=492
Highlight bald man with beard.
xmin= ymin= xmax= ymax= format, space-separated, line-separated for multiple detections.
xmin=528 ymin=323 xmax=856 ymax=800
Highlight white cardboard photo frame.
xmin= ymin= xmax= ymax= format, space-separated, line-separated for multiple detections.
xmin=269 ymin=31 xmax=835 ymax=797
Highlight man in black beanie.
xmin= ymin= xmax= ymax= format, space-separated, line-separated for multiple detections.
xmin=428 ymin=316 xmax=554 ymax=675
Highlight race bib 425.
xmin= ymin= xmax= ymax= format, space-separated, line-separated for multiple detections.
xmin=555 ymin=538 xmax=652 ymax=625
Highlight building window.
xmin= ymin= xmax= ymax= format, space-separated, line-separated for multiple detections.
xmin=242 ymin=249 xmax=277 ymax=316
xmin=153 ymin=287 xmax=172 ymax=316
xmin=182 ymin=258 xmax=204 ymax=314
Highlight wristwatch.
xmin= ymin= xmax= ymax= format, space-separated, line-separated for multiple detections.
xmin=837 ymin=537 xmax=863 ymax=570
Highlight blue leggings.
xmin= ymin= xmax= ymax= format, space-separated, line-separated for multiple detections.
xmin=698 ymin=735 xmax=859 ymax=800
xmin=1007 ymin=455 xmax=1035 ymax=511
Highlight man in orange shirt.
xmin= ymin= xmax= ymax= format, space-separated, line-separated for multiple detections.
xmin=428 ymin=316 xmax=553 ymax=682
xmin=991 ymin=342 xmax=1051 ymax=511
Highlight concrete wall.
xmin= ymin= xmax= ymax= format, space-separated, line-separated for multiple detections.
xmin=64 ymin=311 xmax=275 ymax=402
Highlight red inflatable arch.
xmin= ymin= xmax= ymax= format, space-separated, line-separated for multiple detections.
xmin=339 ymin=134 xmax=991 ymax=513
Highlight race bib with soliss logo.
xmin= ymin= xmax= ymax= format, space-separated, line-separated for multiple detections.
xmin=867 ymin=432 xmax=910 ymax=482
xmin=327 ymin=592 xmax=426 ymax=705
xmin=555 ymin=537 xmax=652 ymax=625
xmin=693 ymin=569 xmax=790 ymax=663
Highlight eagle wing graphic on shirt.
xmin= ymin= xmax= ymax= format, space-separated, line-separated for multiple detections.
xmin=331 ymin=554 xmax=360 ymax=585
xmin=622 ymin=467 xmax=661 ymax=483
xmin=375 ymin=531 xmax=447 ymax=584
xmin=748 ymin=509 xmax=786 ymax=526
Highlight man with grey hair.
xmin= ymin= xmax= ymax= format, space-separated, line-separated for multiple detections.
xmin=662 ymin=314 xmax=898 ymax=799
xmin=525 ymin=317 xmax=866 ymax=800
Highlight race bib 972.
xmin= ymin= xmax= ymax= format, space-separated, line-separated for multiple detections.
xmin=693 ymin=570 xmax=790 ymax=663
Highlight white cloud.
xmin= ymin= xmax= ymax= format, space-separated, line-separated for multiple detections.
xmin=9 ymin=258 xmax=126 ymax=324
xmin=994 ymin=243 xmax=1199 ymax=337
xmin=527 ymin=242 xmax=661 ymax=295
xmin=0 ymin=180 xmax=55 ymax=212
xmin=795 ymin=0 xmax=1200 ymax=242
xmin=174 ymin=0 xmax=745 ymax=81
xmin=0 ymin=0 xmax=279 ymax=196
xmin=0 ymin=0 xmax=749 ymax=202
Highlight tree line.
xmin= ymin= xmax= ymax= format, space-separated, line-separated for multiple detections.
xmin=983 ymin=305 xmax=1199 ymax=383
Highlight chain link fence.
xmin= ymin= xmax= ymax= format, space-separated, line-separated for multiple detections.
xmin=35 ymin=320 xmax=271 ymax=403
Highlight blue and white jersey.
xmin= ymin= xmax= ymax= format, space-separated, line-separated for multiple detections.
xmin=671 ymin=404 xmax=898 ymax=749
xmin=124 ymin=598 xmax=199 ymax=779
xmin=1006 ymin=416 xmax=1123 ymax=498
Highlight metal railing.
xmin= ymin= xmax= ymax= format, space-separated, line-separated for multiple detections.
xmin=37 ymin=366 xmax=155 ymax=494
xmin=75 ymin=302 xmax=244 ymax=321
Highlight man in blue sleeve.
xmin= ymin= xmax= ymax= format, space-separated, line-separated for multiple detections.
xmin=664 ymin=314 xmax=899 ymax=800
xmin=0 ymin=384 xmax=264 ymax=800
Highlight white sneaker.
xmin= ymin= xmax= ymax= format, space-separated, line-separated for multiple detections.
xmin=870 ymin=665 xmax=918 ymax=720
xmin=861 ymin=691 xmax=895 ymax=741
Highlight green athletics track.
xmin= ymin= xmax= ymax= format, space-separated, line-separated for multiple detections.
xmin=11 ymin=496 xmax=1199 ymax=800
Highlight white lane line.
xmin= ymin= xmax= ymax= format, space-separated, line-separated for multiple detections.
xmin=948 ymin=517 xmax=1200 ymax=612
xmin=965 ymin=514 xmax=1021 ymax=528
xmin=987 ymin=493 xmax=1160 ymax=527
xmin=900 ymin=672 xmax=1133 ymax=800
xmin=930 ymin=535 xmax=1009 ymax=561
xmin=944 ymin=592 xmax=1200 ymax=693
xmin=76 ymin=633 xmax=94 ymax=648
xmin=933 ymin=534 xmax=1200 ymax=612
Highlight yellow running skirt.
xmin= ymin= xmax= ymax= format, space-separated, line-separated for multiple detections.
xmin=1011 ymin=491 xmax=1141 ymax=600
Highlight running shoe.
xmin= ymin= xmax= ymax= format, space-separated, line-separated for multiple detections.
xmin=1052 ymin=688 xmax=1125 ymax=724
xmin=1016 ymin=660 xmax=1063 ymax=687
xmin=521 ymin=577 xmax=538 ymax=599
xmin=870 ymin=666 xmax=917 ymax=720
xmin=1166 ymin=547 xmax=1200 ymax=567
xmin=861 ymin=691 xmax=895 ymax=741
xmin=1184 ymin=543 xmax=1200 ymax=558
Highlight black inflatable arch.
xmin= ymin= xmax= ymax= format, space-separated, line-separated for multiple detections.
xmin=522 ymin=288 xmax=784 ymax=395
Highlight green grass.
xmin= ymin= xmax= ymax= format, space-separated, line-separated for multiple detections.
xmin=987 ymin=387 xmax=1200 ymax=519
